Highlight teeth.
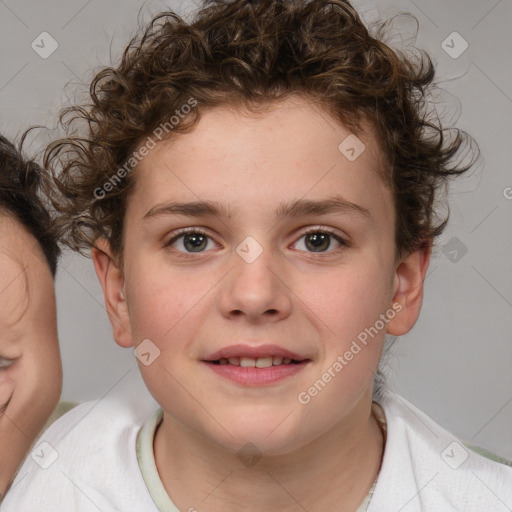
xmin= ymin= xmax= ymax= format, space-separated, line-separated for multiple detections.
xmin=255 ymin=357 xmax=273 ymax=368
xmin=218 ymin=356 xmax=296 ymax=367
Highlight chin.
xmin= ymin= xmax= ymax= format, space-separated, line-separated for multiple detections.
xmin=205 ymin=414 xmax=303 ymax=457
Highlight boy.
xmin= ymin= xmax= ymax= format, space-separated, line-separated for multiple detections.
xmin=3 ymin=0 xmax=512 ymax=510
xmin=0 ymin=134 xmax=62 ymax=498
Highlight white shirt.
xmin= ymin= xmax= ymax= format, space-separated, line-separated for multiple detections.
xmin=2 ymin=377 xmax=511 ymax=511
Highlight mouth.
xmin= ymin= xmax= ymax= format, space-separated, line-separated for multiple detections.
xmin=208 ymin=356 xmax=307 ymax=367
xmin=202 ymin=343 xmax=311 ymax=366
xmin=202 ymin=343 xmax=312 ymax=386
xmin=203 ymin=358 xmax=311 ymax=386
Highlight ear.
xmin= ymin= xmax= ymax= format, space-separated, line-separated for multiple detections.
xmin=386 ymin=242 xmax=432 ymax=336
xmin=91 ymin=238 xmax=133 ymax=348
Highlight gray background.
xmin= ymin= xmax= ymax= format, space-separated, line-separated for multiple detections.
xmin=0 ymin=0 xmax=511 ymax=459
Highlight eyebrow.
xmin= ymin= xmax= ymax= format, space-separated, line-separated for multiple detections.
xmin=143 ymin=195 xmax=371 ymax=223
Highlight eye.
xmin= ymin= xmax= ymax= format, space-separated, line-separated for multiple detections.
xmin=0 ymin=357 xmax=14 ymax=370
xmin=292 ymin=228 xmax=348 ymax=253
xmin=163 ymin=227 xmax=348 ymax=258
xmin=164 ymin=228 xmax=218 ymax=256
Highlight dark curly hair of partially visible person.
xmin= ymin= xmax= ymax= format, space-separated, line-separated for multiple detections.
xmin=0 ymin=134 xmax=60 ymax=277
xmin=45 ymin=0 xmax=476 ymax=267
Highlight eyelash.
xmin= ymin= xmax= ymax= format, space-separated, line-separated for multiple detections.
xmin=163 ymin=227 xmax=348 ymax=259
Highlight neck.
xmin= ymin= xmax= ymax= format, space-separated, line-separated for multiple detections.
xmin=154 ymin=394 xmax=385 ymax=512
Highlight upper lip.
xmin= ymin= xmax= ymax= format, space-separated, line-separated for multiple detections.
xmin=203 ymin=344 xmax=310 ymax=362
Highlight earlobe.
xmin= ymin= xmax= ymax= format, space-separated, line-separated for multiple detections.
xmin=386 ymin=243 xmax=432 ymax=337
xmin=91 ymin=238 xmax=133 ymax=348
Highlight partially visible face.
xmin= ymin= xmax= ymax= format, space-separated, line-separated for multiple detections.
xmin=0 ymin=214 xmax=62 ymax=495
xmin=113 ymin=95 xmax=400 ymax=454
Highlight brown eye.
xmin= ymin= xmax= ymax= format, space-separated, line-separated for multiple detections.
xmin=293 ymin=230 xmax=347 ymax=253
xmin=305 ymin=232 xmax=331 ymax=252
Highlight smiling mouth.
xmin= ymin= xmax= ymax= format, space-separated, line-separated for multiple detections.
xmin=208 ymin=356 xmax=308 ymax=367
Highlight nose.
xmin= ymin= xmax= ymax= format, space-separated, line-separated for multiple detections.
xmin=218 ymin=244 xmax=293 ymax=324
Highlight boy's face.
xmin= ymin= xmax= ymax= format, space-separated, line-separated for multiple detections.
xmin=95 ymin=95 xmax=429 ymax=454
xmin=0 ymin=215 xmax=62 ymax=494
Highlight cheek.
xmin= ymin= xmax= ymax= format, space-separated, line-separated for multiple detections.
xmin=0 ymin=378 xmax=15 ymax=409
xmin=303 ymin=264 xmax=392 ymax=338
xmin=127 ymin=265 xmax=207 ymax=345
xmin=8 ymin=348 xmax=61 ymax=430
xmin=294 ymin=265 xmax=391 ymax=402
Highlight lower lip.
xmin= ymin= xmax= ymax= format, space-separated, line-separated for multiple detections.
xmin=203 ymin=361 xmax=310 ymax=386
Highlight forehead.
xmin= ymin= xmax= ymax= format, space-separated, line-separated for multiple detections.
xmin=128 ymin=95 xmax=393 ymax=225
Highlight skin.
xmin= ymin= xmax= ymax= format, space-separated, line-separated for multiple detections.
xmin=93 ymin=94 xmax=430 ymax=512
xmin=0 ymin=214 xmax=62 ymax=498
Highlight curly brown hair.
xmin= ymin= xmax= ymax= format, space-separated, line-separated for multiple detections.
xmin=46 ymin=0 xmax=475 ymax=267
